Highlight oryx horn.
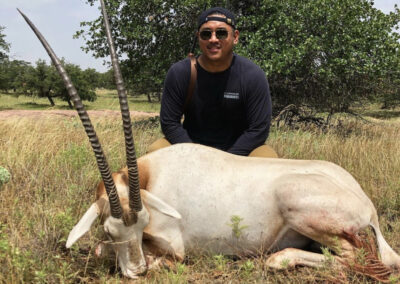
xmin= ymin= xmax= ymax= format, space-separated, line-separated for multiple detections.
xmin=100 ymin=0 xmax=142 ymax=212
xmin=17 ymin=8 xmax=123 ymax=219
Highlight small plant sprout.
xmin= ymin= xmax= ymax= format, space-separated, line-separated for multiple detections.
xmin=280 ymin=258 xmax=290 ymax=269
xmin=175 ymin=263 xmax=186 ymax=275
xmin=240 ymin=259 xmax=255 ymax=277
xmin=166 ymin=262 xmax=187 ymax=282
xmin=213 ymin=254 xmax=228 ymax=271
xmin=322 ymin=247 xmax=335 ymax=264
xmin=389 ymin=274 xmax=400 ymax=284
xmin=355 ymin=248 xmax=367 ymax=266
xmin=332 ymin=236 xmax=342 ymax=255
xmin=228 ymin=215 xmax=249 ymax=239
xmin=0 ymin=166 xmax=11 ymax=187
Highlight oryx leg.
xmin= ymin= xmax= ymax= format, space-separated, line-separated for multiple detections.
xmin=266 ymin=248 xmax=328 ymax=269
xmin=266 ymin=174 xmax=377 ymax=269
xmin=266 ymin=238 xmax=356 ymax=269
xmin=142 ymin=231 xmax=185 ymax=261
xmin=140 ymin=189 xmax=185 ymax=267
xmin=141 ymin=229 xmax=185 ymax=272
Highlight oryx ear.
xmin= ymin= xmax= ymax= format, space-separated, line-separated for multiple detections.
xmin=66 ymin=203 xmax=99 ymax=248
xmin=141 ymin=189 xmax=182 ymax=219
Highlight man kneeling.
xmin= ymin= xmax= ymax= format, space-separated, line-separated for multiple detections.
xmin=150 ymin=7 xmax=277 ymax=159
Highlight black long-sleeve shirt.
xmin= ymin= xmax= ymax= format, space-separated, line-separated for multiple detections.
xmin=160 ymin=54 xmax=272 ymax=156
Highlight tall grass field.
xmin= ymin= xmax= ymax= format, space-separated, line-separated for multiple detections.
xmin=0 ymin=95 xmax=399 ymax=282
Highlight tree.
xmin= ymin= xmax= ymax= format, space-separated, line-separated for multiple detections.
xmin=0 ymin=59 xmax=31 ymax=93
xmin=0 ymin=26 xmax=11 ymax=92
xmin=0 ymin=60 xmax=10 ymax=92
xmin=19 ymin=64 xmax=35 ymax=95
xmin=0 ymin=26 xmax=10 ymax=62
xmin=28 ymin=59 xmax=58 ymax=105
xmin=78 ymin=0 xmax=400 ymax=112
xmin=21 ymin=60 xmax=97 ymax=107
xmin=83 ymin=67 xmax=101 ymax=89
xmin=9 ymin=60 xmax=31 ymax=92
xmin=98 ymin=69 xmax=116 ymax=89
xmin=52 ymin=62 xmax=97 ymax=108
xmin=76 ymin=0 xmax=203 ymax=100
xmin=234 ymin=0 xmax=400 ymax=112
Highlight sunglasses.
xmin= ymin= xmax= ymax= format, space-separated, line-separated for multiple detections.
xmin=199 ymin=28 xmax=229 ymax=40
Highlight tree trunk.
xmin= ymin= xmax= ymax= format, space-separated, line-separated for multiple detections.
xmin=157 ymin=91 xmax=161 ymax=102
xmin=67 ymin=99 xmax=73 ymax=109
xmin=147 ymin=93 xmax=152 ymax=103
xmin=381 ymin=99 xmax=389 ymax=109
xmin=46 ymin=95 xmax=55 ymax=106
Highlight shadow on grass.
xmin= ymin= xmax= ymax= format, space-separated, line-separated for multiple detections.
xmin=53 ymin=104 xmax=76 ymax=110
xmin=128 ymin=98 xmax=160 ymax=104
xmin=13 ymin=102 xmax=74 ymax=110
xmin=0 ymin=92 xmax=24 ymax=97
xmin=19 ymin=102 xmax=53 ymax=109
xmin=364 ymin=110 xmax=400 ymax=119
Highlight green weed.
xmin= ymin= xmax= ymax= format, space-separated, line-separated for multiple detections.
xmin=228 ymin=215 xmax=248 ymax=239
xmin=239 ymin=259 xmax=255 ymax=277
xmin=213 ymin=254 xmax=228 ymax=271
xmin=322 ymin=247 xmax=335 ymax=264
xmin=279 ymin=258 xmax=290 ymax=269
xmin=0 ymin=166 xmax=10 ymax=187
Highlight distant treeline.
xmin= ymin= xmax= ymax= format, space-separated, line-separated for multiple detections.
xmin=0 ymin=58 xmax=117 ymax=107
xmin=1 ymin=0 xmax=400 ymax=112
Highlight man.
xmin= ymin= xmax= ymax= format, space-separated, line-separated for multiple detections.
xmin=149 ymin=7 xmax=278 ymax=158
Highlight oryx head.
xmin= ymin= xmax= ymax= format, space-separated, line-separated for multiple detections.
xmin=18 ymin=0 xmax=165 ymax=278
xmin=66 ymin=178 xmax=151 ymax=278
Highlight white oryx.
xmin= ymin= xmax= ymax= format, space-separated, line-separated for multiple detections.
xmin=19 ymin=0 xmax=400 ymax=280
xmin=68 ymin=143 xmax=400 ymax=279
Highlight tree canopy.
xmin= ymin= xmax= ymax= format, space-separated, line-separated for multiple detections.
xmin=0 ymin=59 xmax=31 ymax=93
xmin=0 ymin=59 xmax=99 ymax=107
xmin=236 ymin=0 xmax=400 ymax=112
xmin=77 ymin=0 xmax=400 ymax=112
xmin=0 ymin=26 xmax=10 ymax=62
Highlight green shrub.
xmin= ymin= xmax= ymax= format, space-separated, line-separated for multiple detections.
xmin=0 ymin=166 xmax=10 ymax=187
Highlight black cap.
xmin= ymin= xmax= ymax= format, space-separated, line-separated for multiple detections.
xmin=197 ymin=7 xmax=236 ymax=30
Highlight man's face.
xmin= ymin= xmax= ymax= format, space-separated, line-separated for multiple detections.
xmin=197 ymin=17 xmax=239 ymax=64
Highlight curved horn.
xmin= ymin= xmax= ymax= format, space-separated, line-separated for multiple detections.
xmin=99 ymin=0 xmax=142 ymax=212
xmin=17 ymin=8 xmax=123 ymax=219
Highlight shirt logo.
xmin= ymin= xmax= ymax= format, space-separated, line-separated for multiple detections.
xmin=224 ymin=92 xmax=240 ymax=100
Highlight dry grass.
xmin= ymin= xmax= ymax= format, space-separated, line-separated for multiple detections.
xmin=0 ymin=110 xmax=399 ymax=283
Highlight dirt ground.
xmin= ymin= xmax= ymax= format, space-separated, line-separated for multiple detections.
xmin=0 ymin=110 xmax=158 ymax=120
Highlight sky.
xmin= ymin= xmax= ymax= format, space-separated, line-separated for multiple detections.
xmin=1 ymin=0 xmax=399 ymax=73
xmin=1 ymin=0 xmax=108 ymax=72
